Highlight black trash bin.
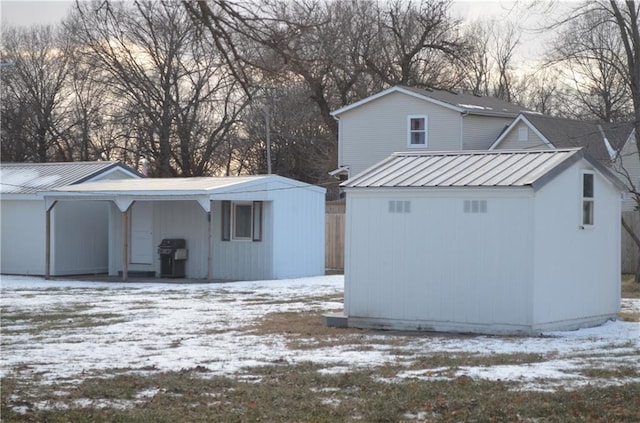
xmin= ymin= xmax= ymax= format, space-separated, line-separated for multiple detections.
xmin=157 ymin=239 xmax=188 ymax=278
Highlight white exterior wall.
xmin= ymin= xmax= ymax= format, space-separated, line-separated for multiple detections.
xmin=345 ymin=188 xmax=535 ymax=334
xmin=52 ymin=201 xmax=110 ymax=275
xmin=494 ymin=121 xmax=551 ymax=150
xmin=462 ymin=115 xmax=513 ymax=150
xmin=532 ymin=161 xmax=621 ymax=330
xmin=0 ymin=199 xmax=45 ymax=275
xmin=271 ymin=184 xmax=325 ymax=278
xmin=106 ymin=180 xmax=325 ymax=280
xmin=338 ymin=92 xmax=462 ymax=177
xmin=212 ymin=200 xmax=274 ymax=281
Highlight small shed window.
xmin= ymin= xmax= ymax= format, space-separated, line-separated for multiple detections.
xmin=407 ymin=115 xmax=427 ymax=148
xmin=221 ymin=201 xmax=263 ymax=241
xmin=582 ymin=172 xmax=594 ymax=226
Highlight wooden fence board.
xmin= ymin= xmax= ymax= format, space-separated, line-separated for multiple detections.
xmin=325 ymin=213 xmax=344 ymax=271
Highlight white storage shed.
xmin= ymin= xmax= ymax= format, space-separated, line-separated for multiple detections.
xmin=41 ymin=175 xmax=326 ymax=281
xmin=340 ymin=148 xmax=625 ymax=335
xmin=0 ymin=162 xmax=141 ymax=276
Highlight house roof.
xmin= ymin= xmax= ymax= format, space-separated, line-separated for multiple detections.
xmin=341 ymin=148 xmax=626 ymax=192
xmin=331 ymin=85 xmax=531 ymax=118
xmin=0 ymin=161 xmax=140 ymax=194
xmin=491 ymin=113 xmax=635 ymax=161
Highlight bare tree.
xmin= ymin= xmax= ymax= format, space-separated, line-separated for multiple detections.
xmin=550 ymin=0 xmax=639 ymax=280
xmin=1 ymin=25 xmax=71 ymax=162
xmin=72 ymin=0 xmax=247 ymax=176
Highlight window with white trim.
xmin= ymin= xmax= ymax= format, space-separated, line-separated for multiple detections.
xmin=408 ymin=115 xmax=427 ymax=147
xmin=518 ymin=126 xmax=528 ymax=141
xmin=582 ymin=172 xmax=594 ymax=226
xmin=221 ymin=201 xmax=263 ymax=241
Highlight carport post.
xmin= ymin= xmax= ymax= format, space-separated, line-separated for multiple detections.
xmin=122 ymin=203 xmax=133 ymax=282
xmin=45 ymin=200 xmax=57 ymax=280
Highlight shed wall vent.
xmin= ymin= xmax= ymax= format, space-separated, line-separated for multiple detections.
xmin=464 ymin=199 xmax=487 ymax=214
xmin=389 ymin=200 xmax=411 ymax=213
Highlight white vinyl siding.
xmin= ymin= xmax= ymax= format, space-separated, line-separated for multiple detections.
xmin=462 ymin=115 xmax=514 ymax=150
xmin=338 ymin=91 xmax=461 ymax=177
xmin=493 ymin=121 xmax=551 ymax=150
xmin=532 ymin=161 xmax=620 ymax=327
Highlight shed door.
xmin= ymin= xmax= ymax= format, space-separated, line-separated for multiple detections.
xmin=131 ymin=202 xmax=153 ymax=264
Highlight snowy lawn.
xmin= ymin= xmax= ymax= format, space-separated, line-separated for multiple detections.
xmin=1 ymin=274 xmax=639 ymax=421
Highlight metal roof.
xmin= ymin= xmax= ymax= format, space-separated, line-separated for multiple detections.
xmin=50 ymin=175 xmax=270 ymax=193
xmin=341 ymin=148 xmax=625 ymax=191
xmin=0 ymin=161 xmax=139 ymax=194
xmin=44 ymin=174 xmax=325 ymax=196
xmin=331 ymin=85 xmax=531 ymax=118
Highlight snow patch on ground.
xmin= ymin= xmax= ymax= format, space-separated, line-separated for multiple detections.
xmin=1 ymin=274 xmax=639 ymax=396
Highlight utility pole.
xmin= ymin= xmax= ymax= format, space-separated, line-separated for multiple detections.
xmin=265 ymin=104 xmax=272 ymax=174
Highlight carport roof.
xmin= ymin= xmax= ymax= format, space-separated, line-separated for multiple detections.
xmin=46 ymin=175 xmax=273 ymax=194
xmin=341 ymin=148 xmax=627 ymax=192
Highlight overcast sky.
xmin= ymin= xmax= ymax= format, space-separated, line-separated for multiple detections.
xmin=0 ymin=0 xmax=559 ymax=64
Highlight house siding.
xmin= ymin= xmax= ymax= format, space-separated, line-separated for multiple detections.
xmin=338 ymin=91 xmax=461 ymax=177
xmin=345 ymin=188 xmax=535 ymax=333
xmin=532 ymin=160 xmax=620 ymax=329
xmin=0 ymin=199 xmax=45 ymax=275
xmin=494 ymin=121 xmax=552 ymax=150
xmin=462 ymin=115 xmax=513 ymax=150
xmin=611 ymin=133 xmax=640 ymax=212
xmin=272 ymin=184 xmax=325 ymax=278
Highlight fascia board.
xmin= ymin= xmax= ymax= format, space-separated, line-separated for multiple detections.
xmin=331 ymin=86 xmax=465 ymax=117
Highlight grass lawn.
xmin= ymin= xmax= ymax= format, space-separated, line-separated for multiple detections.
xmin=1 ymin=275 xmax=639 ymax=422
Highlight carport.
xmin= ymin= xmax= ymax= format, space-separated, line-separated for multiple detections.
xmin=41 ymin=175 xmax=326 ymax=282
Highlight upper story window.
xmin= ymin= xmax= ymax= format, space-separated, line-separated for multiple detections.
xmin=582 ymin=172 xmax=594 ymax=226
xmin=408 ymin=115 xmax=427 ymax=148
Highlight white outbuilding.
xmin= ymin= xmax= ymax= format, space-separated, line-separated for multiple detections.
xmin=339 ymin=148 xmax=626 ymax=335
xmin=0 ymin=162 xmax=141 ymax=276
xmin=41 ymin=175 xmax=326 ymax=281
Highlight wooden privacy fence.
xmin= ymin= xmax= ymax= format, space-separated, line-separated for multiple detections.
xmin=622 ymin=211 xmax=640 ymax=274
xmin=325 ymin=200 xmax=345 ymax=271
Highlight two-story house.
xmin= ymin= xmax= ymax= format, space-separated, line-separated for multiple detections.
xmin=330 ymin=85 xmax=531 ymax=179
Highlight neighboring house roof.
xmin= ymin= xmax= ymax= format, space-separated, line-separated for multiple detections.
xmin=331 ymin=85 xmax=531 ymax=118
xmin=341 ymin=148 xmax=626 ymax=192
xmin=0 ymin=161 xmax=141 ymax=194
xmin=491 ymin=113 xmax=635 ymax=161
